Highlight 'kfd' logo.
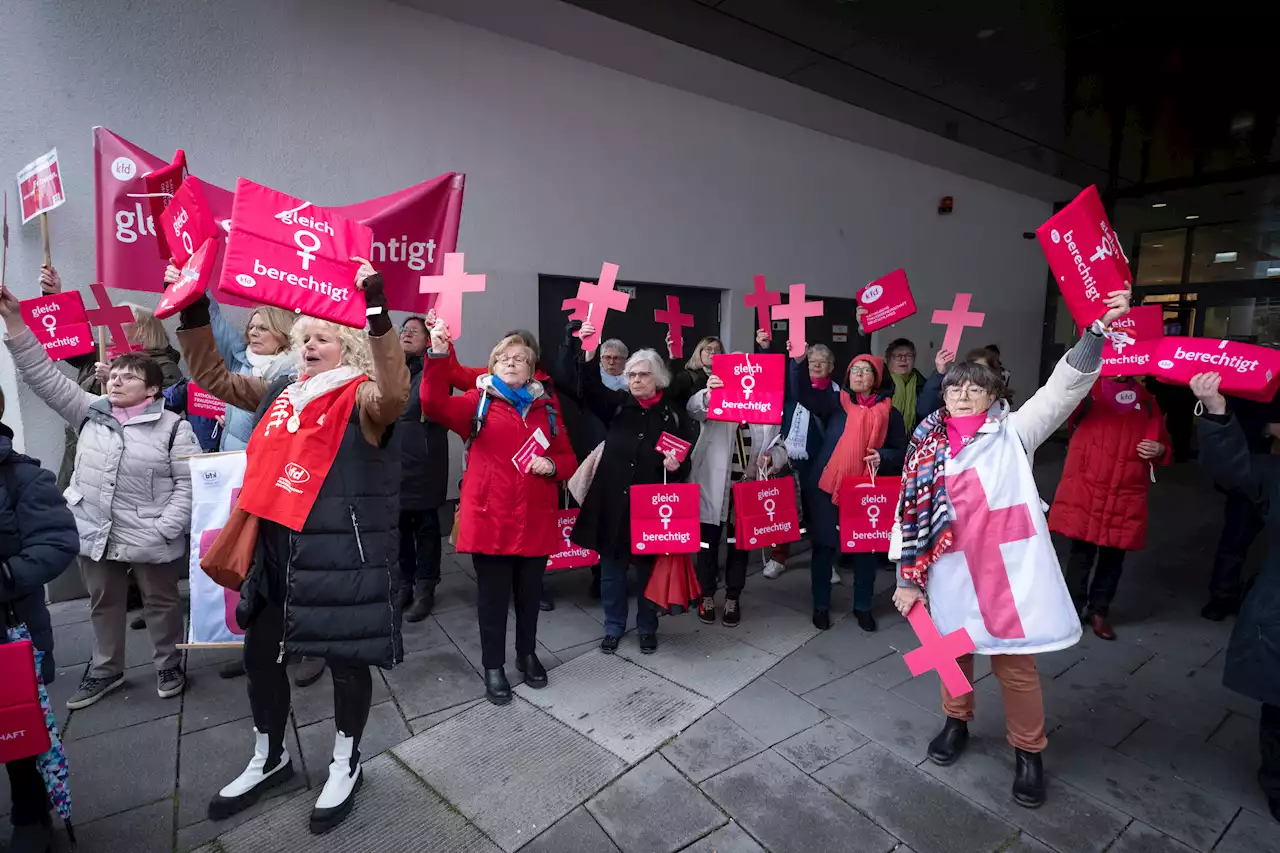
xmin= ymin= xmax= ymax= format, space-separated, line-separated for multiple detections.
xmin=285 ymin=463 xmax=310 ymax=484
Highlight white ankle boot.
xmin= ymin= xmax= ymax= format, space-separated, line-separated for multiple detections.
xmin=208 ymin=728 xmax=293 ymax=820
xmin=310 ymin=731 xmax=362 ymax=834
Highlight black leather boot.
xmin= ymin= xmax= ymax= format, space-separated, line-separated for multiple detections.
xmin=1012 ymin=748 xmax=1045 ymax=808
xmin=404 ymin=582 xmax=435 ymax=623
xmin=927 ymin=718 xmax=969 ymax=766
xmin=484 ymin=668 xmax=512 ymax=706
xmin=516 ymin=654 xmax=548 ymax=688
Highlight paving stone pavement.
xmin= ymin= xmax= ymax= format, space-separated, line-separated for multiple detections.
xmin=4 ymin=459 xmax=1280 ymax=852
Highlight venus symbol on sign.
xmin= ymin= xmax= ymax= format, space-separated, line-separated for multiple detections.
xmin=764 ymin=498 xmax=776 ymax=522
xmin=294 ymin=230 xmax=321 ymax=270
xmin=40 ymin=314 xmax=59 ymax=340
xmin=741 ymin=372 xmax=756 ymax=399
xmin=658 ymin=504 xmax=673 ymax=530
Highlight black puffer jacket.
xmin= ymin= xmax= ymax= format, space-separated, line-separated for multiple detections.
xmin=0 ymin=425 xmax=79 ymax=684
xmin=237 ymin=378 xmax=402 ymax=669
xmin=1198 ymin=412 xmax=1280 ymax=706
xmin=397 ymin=354 xmax=449 ymax=511
xmin=569 ymin=346 xmax=694 ymax=560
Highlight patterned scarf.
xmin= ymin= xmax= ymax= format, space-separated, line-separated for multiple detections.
xmin=898 ymin=408 xmax=954 ymax=587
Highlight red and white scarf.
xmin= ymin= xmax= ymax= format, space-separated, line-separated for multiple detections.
xmin=237 ymin=368 xmax=365 ymax=531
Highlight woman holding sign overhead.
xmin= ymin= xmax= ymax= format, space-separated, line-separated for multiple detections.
xmin=176 ymin=265 xmax=408 ymax=835
xmin=570 ymin=321 xmax=692 ymax=655
xmin=889 ymin=288 xmax=1129 ymax=809
xmin=792 ymin=353 xmax=906 ymax=633
xmin=420 ymin=321 xmax=577 ymax=706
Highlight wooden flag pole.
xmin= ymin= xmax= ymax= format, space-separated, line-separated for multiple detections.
xmin=40 ymin=212 xmax=51 ymax=267
xmin=97 ymin=325 xmax=107 ymax=364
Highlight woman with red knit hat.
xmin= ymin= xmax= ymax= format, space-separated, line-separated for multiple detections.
xmin=791 ymin=352 xmax=906 ymax=632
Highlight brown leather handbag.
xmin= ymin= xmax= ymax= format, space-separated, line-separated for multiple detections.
xmin=199 ymin=507 xmax=259 ymax=591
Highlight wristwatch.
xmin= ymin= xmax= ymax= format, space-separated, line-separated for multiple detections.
xmin=1087 ymin=319 xmax=1106 ymax=336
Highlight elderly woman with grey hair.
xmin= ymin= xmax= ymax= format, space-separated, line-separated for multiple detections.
xmin=569 ymin=324 xmax=693 ymax=654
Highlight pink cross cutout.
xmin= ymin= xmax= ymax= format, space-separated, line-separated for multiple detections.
xmin=744 ymin=275 xmax=781 ymax=340
xmin=574 ymin=262 xmax=629 ymax=352
xmin=654 ymin=295 xmax=694 ymax=359
xmin=562 ymin=296 xmax=589 ymax=323
xmin=419 ymin=253 xmax=485 ymax=341
xmin=85 ymin=282 xmax=139 ymax=354
xmin=931 ymin=293 xmax=986 ymax=355
xmin=770 ymin=283 xmax=824 ymax=358
xmin=904 ymin=601 xmax=976 ymax=697
xmin=949 ymin=467 xmax=1034 ymax=639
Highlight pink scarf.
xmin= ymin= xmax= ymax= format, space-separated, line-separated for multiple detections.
xmin=945 ymin=411 xmax=987 ymax=456
xmin=111 ymin=401 xmax=151 ymax=424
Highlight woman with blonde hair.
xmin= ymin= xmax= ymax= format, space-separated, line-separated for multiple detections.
xmin=420 ymin=322 xmax=577 ymax=705
xmin=668 ymin=334 xmax=723 ymax=411
xmin=175 ymin=268 xmax=409 ymax=834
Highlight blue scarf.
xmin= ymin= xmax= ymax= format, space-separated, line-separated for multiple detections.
xmin=601 ymin=364 xmax=628 ymax=392
xmin=490 ymin=375 xmax=535 ymax=415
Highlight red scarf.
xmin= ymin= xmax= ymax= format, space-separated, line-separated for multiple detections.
xmin=637 ymin=390 xmax=664 ymax=409
xmin=819 ymin=355 xmax=891 ymax=504
xmin=238 ymin=378 xmax=363 ymax=531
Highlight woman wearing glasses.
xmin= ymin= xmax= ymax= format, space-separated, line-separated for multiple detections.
xmin=420 ymin=323 xmax=578 ymax=705
xmin=568 ymin=322 xmax=691 ymax=655
xmin=890 ymin=289 xmax=1129 ymax=808
xmin=793 ymin=353 xmax=907 ymax=632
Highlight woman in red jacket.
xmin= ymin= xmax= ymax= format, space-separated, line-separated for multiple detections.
xmin=1048 ymin=376 xmax=1170 ymax=640
xmin=421 ymin=322 xmax=577 ymax=705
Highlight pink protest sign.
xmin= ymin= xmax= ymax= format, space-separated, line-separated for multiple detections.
xmin=1096 ymin=305 xmax=1163 ymax=377
xmin=419 ymin=253 xmax=485 ymax=340
xmin=512 ymin=428 xmax=550 ymax=473
xmin=218 ymin=178 xmax=374 ymax=328
xmin=838 ymin=477 xmax=902 ymax=553
xmin=630 ymin=483 xmax=700 ymax=555
xmin=574 ymin=262 xmax=629 ymax=352
xmin=903 ymin=601 xmax=976 ymax=697
xmin=158 ymin=175 xmax=218 ymax=267
xmin=155 ymin=236 xmax=218 ymax=320
xmin=20 ymin=292 xmax=95 ymax=361
xmin=931 ymin=294 xmax=985 ymax=355
xmin=188 ymin=382 xmax=227 ymax=419
xmin=655 ymin=295 xmax=693 ymax=360
xmin=1037 ymin=185 xmax=1131 ymax=328
xmin=744 ymin=275 xmax=781 ymax=339
xmin=857 ymin=269 xmax=917 ymax=333
xmin=655 ymin=431 xmax=691 ymax=464
xmin=1152 ymin=337 xmax=1280 ymax=403
xmin=771 ymin=284 xmax=824 ymax=358
xmin=546 ymin=510 xmax=599 ymax=571
xmin=708 ymin=353 xmax=785 ymax=425
xmin=17 ymin=149 xmax=65 ymax=225
xmin=86 ymin=282 xmax=140 ymax=354
xmin=141 ymin=149 xmax=187 ymax=259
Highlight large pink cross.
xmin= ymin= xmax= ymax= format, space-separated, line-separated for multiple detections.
xmin=903 ymin=601 xmax=976 ymax=697
xmin=931 ymin=293 xmax=986 ymax=355
xmin=654 ymin=296 xmax=694 ymax=359
xmin=575 ymin=262 xmax=629 ymax=352
xmin=86 ymin=282 xmax=138 ymax=354
xmin=744 ymin=274 xmax=781 ymax=340
xmin=949 ymin=467 xmax=1033 ymax=639
xmin=770 ymin=283 xmax=824 ymax=358
xmin=419 ymin=253 xmax=485 ymax=341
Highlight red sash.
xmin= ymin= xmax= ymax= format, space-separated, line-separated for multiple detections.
xmin=238 ymin=378 xmax=364 ymax=531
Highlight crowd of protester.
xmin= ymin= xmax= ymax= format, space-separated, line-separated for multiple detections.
xmin=1 ymin=262 xmax=1277 ymax=843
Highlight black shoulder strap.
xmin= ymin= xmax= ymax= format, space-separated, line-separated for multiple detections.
xmin=168 ymin=418 xmax=181 ymax=452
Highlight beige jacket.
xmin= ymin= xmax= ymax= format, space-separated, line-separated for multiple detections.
xmin=5 ymin=327 xmax=200 ymax=563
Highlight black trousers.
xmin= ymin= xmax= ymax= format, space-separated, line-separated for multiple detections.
xmin=1210 ymin=491 xmax=1265 ymax=603
xmin=1261 ymin=703 xmax=1280 ymax=802
xmin=698 ymin=523 xmax=749 ymax=600
xmin=6 ymin=757 xmax=48 ymax=826
xmin=399 ymin=509 xmax=443 ymax=589
xmin=245 ymin=599 xmax=372 ymax=765
xmin=472 ymin=554 xmax=545 ymax=669
xmin=1065 ymin=540 xmax=1126 ymax=617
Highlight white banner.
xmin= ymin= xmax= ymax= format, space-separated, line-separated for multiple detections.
xmin=188 ymin=452 xmax=248 ymax=645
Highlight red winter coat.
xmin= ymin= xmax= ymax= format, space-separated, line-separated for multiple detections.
xmin=421 ymin=355 xmax=577 ymax=557
xmin=1048 ymin=381 xmax=1171 ymax=551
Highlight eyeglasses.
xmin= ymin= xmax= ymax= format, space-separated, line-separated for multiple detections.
xmin=807 ymin=360 xmax=832 ymax=369
xmin=890 ymin=352 xmax=915 ymax=360
xmin=849 ymin=366 xmax=877 ymax=376
xmin=600 ymin=353 xmax=625 ymax=361
xmin=626 ymin=371 xmax=652 ymax=381
xmin=944 ymin=385 xmax=992 ymax=400
xmin=496 ymin=354 xmax=530 ymax=366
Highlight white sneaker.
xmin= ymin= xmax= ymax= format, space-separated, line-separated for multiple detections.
xmin=310 ymin=731 xmax=363 ymax=834
xmin=830 ymin=569 xmax=842 ymax=584
xmin=762 ymin=560 xmax=786 ymax=579
xmin=208 ymin=728 xmax=293 ymax=820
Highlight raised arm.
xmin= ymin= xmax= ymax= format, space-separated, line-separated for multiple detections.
xmin=1009 ymin=331 xmax=1103 ymax=453
xmin=177 ymin=297 xmax=270 ymax=413
xmin=208 ymin=296 xmax=250 ymax=374
xmin=1194 ymin=372 xmax=1277 ymax=501
xmin=3 ymin=325 xmax=96 ymax=429
xmin=421 ymin=353 xmax=480 ymax=439
xmin=575 ymin=337 xmax=628 ymax=423
xmin=792 ymin=358 xmax=840 ymax=422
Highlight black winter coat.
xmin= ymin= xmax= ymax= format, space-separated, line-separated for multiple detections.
xmin=397 ymin=354 xmax=449 ymax=511
xmin=0 ymin=425 xmax=79 ymax=684
xmin=237 ymin=378 xmax=402 ymax=669
xmin=1198 ymin=413 xmax=1280 ymax=706
xmin=548 ymin=326 xmax=608 ymax=461
xmin=570 ymin=349 xmax=694 ymax=560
